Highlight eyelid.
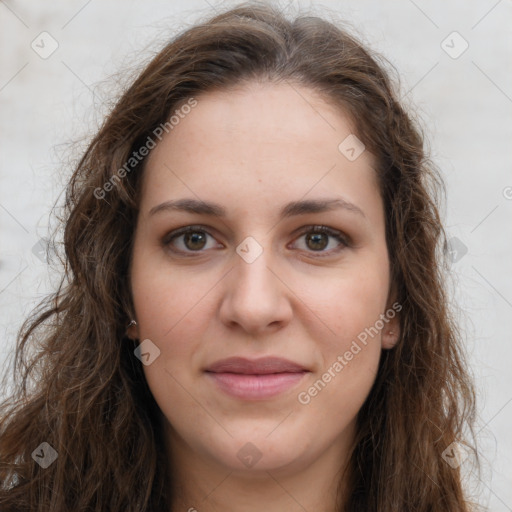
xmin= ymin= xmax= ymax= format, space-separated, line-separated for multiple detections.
xmin=161 ymin=224 xmax=221 ymax=250
xmin=162 ymin=224 xmax=350 ymax=256
xmin=290 ymin=225 xmax=350 ymax=257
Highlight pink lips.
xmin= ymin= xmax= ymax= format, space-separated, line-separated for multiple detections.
xmin=204 ymin=356 xmax=309 ymax=400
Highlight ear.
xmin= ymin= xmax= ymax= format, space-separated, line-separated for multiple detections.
xmin=125 ymin=319 xmax=139 ymax=341
xmin=381 ymin=296 xmax=401 ymax=350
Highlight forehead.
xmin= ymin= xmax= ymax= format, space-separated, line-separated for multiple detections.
xmin=140 ymin=81 xmax=382 ymax=224
xmin=157 ymin=81 xmax=365 ymax=161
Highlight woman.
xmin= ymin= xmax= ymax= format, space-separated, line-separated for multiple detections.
xmin=0 ymin=2 xmax=478 ymax=510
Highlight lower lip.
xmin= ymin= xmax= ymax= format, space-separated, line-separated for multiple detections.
xmin=206 ymin=371 xmax=308 ymax=400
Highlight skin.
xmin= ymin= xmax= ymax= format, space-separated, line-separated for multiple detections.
xmin=127 ymin=80 xmax=400 ymax=511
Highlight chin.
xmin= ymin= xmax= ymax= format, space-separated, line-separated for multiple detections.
xmin=201 ymin=431 xmax=308 ymax=474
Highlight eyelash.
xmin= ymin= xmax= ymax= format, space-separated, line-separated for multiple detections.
xmin=162 ymin=224 xmax=350 ymax=258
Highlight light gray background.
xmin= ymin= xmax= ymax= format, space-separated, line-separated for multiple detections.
xmin=1 ymin=0 xmax=511 ymax=509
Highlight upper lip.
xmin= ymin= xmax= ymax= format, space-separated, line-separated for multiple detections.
xmin=205 ymin=356 xmax=309 ymax=374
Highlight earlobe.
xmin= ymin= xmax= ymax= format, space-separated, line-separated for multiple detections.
xmin=383 ymin=285 xmax=401 ymax=349
xmin=382 ymin=316 xmax=400 ymax=349
xmin=125 ymin=319 xmax=139 ymax=341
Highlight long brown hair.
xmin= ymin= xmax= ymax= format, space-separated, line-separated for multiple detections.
xmin=0 ymin=2 xmax=478 ymax=510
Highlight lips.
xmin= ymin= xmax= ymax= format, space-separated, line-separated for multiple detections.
xmin=204 ymin=356 xmax=309 ymax=400
xmin=204 ymin=356 xmax=308 ymax=375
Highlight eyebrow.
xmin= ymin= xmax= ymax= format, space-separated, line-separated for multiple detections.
xmin=148 ymin=197 xmax=366 ymax=220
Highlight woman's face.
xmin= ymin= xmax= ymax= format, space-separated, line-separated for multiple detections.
xmin=129 ymin=81 xmax=400 ymax=477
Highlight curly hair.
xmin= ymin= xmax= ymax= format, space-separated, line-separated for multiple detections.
xmin=0 ymin=2 xmax=478 ymax=511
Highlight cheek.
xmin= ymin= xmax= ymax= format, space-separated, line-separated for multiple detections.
xmin=302 ymin=258 xmax=388 ymax=399
xmin=297 ymin=279 xmax=385 ymax=424
xmin=132 ymin=262 xmax=208 ymax=424
xmin=130 ymin=242 xmax=212 ymax=341
xmin=130 ymin=250 xmax=221 ymax=409
xmin=313 ymin=258 xmax=390 ymax=341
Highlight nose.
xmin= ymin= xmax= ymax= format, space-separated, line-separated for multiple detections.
xmin=218 ymin=241 xmax=293 ymax=336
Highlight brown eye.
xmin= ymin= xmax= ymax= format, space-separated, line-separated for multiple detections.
xmin=182 ymin=231 xmax=208 ymax=251
xmin=163 ymin=225 xmax=219 ymax=255
xmin=305 ymin=232 xmax=329 ymax=251
xmin=292 ymin=226 xmax=349 ymax=256
xmin=163 ymin=224 xmax=349 ymax=258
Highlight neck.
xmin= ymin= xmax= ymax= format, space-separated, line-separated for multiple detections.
xmin=165 ymin=422 xmax=354 ymax=512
